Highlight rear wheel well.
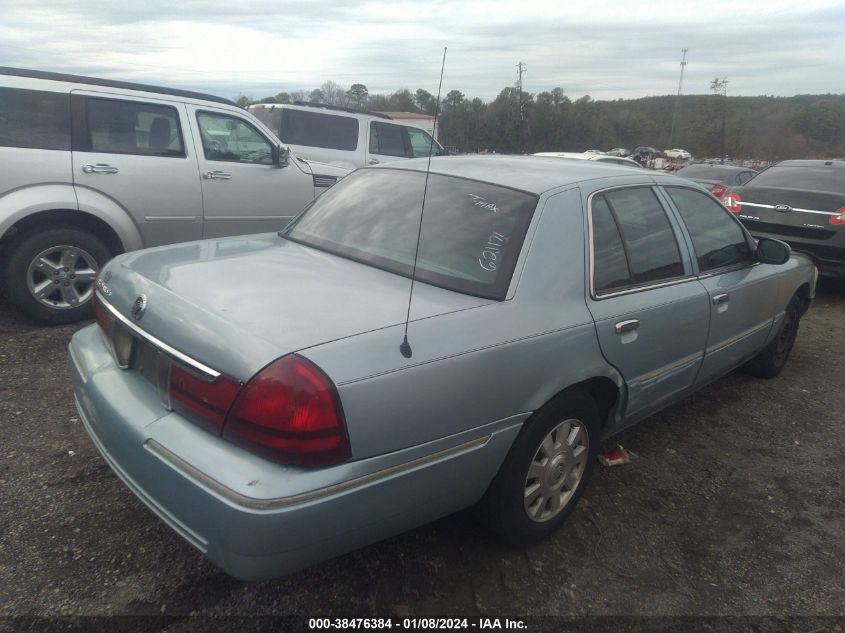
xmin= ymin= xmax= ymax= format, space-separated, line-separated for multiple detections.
xmin=545 ymin=377 xmax=620 ymax=430
xmin=1 ymin=209 xmax=125 ymax=256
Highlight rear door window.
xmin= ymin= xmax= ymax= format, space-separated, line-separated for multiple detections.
xmin=665 ymin=186 xmax=753 ymax=272
xmin=85 ymin=97 xmax=184 ymax=156
xmin=0 ymin=87 xmax=70 ymax=150
xmin=591 ymin=195 xmax=632 ymax=294
xmin=370 ymin=121 xmax=409 ymax=157
xmin=279 ymin=109 xmax=358 ymax=151
xmin=601 ymin=187 xmax=685 ymax=285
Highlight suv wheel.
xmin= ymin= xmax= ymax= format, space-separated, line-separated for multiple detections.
xmin=3 ymin=226 xmax=111 ymax=325
xmin=476 ymin=390 xmax=600 ymax=544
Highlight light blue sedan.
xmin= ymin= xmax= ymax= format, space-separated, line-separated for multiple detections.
xmin=69 ymin=156 xmax=816 ymax=580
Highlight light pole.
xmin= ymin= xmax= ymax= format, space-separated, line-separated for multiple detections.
xmin=669 ymin=48 xmax=689 ymax=148
xmin=710 ymin=77 xmax=728 ymax=164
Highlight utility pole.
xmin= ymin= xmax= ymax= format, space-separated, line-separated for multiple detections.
xmin=669 ymin=48 xmax=689 ymax=147
xmin=516 ymin=61 xmax=527 ymax=152
xmin=710 ymin=76 xmax=729 ymax=164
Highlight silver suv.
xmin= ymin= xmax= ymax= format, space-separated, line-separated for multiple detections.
xmin=0 ymin=67 xmax=348 ymax=324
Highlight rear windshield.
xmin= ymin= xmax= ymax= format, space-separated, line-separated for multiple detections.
xmin=280 ymin=109 xmax=359 ymax=151
xmin=748 ymin=165 xmax=844 ymax=192
xmin=282 ymin=168 xmax=539 ymax=300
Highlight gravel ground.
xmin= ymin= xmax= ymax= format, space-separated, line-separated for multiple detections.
xmin=1 ymin=280 xmax=843 ymax=622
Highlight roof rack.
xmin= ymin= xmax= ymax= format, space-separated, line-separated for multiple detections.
xmin=0 ymin=66 xmax=238 ymax=107
xmin=291 ymin=101 xmax=392 ymax=119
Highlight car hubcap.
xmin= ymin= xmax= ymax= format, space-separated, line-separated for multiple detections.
xmin=524 ymin=418 xmax=589 ymax=522
xmin=27 ymin=245 xmax=99 ymax=310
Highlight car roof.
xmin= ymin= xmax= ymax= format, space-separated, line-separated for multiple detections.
xmin=774 ymin=159 xmax=845 ymax=169
xmin=376 ymin=155 xmax=651 ymax=194
xmin=0 ymin=66 xmax=237 ymax=107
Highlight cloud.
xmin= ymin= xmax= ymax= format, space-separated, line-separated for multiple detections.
xmin=1 ymin=0 xmax=843 ymax=101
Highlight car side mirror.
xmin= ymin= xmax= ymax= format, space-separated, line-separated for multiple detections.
xmin=272 ymin=145 xmax=289 ymax=168
xmin=757 ymin=237 xmax=791 ymax=265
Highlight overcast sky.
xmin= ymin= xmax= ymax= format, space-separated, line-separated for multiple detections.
xmin=2 ymin=0 xmax=844 ymax=102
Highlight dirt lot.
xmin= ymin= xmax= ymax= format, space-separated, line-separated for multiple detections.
xmin=1 ymin=280 xmax=844 ymax=623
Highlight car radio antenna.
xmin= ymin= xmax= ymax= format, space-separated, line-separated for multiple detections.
xmin=399 ymin=46 xmax=447 ymax=359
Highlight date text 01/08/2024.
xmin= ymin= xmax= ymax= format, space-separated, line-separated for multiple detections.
xmin=308 ymin=617 xmax=528 ymax=630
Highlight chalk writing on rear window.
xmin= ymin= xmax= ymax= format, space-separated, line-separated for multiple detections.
xmin=468 ymin=194 xmax=499 ymax=213
xmin=479 ymin=231 xmax=506 ymax=271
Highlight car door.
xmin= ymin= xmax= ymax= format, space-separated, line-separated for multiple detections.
xmin=585 ymin=185 xmax=710 ymax=422
xmin=366 ymin=120 xmax=410 ymax=165
xmin=187 ymin=106 xmax=315 ymax=238
xmin=661 ymin=186 xmax=778 ymax=385
xmin=70 ymin=92 xmax=203 ymax=247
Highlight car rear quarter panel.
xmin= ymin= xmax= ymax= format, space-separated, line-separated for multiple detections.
xmin=301 ymin=186 xmax=623 ymax=460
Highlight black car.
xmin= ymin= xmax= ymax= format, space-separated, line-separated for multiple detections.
xmin=724 ymin=160 xmax=845 ymax=278
xmin=676 ymin=164 xmax=757 ymax=197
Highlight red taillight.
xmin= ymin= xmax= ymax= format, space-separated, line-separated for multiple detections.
xmin=711 ymin=184 xmax=727 ymax=198
xmin=830 ymin=208 xmax=845 ymax=226
xmin=169 ymin=365 xmax=241 ymax=433
xmin=222 ymin=354 xmax=350 ymax=467
xmin=92 ymin=291 xmax=110 ymax=331
xmin=723 ymin=193 xmax=742 ymax=213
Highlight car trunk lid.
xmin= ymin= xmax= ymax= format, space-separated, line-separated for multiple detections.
xmin=96 ymin=234 xmax=492 ymax=381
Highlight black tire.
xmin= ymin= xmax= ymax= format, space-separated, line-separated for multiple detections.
xmin=476 ymin=390 xmax=600 ymax=545
xmin=742 ymin=294 xmax=802 ymax=379
xmin=3 ymin=225 xmax=111 ymax=325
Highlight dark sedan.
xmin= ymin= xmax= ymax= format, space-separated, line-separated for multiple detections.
xmin=676 ymin=164 xmax=757 ymax=198
xmin=724 ymin=159 xmax=845 ymax=278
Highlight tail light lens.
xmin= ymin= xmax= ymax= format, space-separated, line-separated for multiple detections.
xmin=723 ymin=193 xmax=742 ymax=213
xmin=222 ymin=354 xmax=350 ymax=467
xmin=169 ymin=365 xmax=241 ymax=433
xmin=711 ymin=184 xmax=727 ymax=198
xmin=830 ymin=208 xmax=845 ymax=226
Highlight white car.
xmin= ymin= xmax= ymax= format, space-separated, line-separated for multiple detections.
xmin=664 ymin=148 xmax=692 ymax=159
xmin=249 ymin=103 xmax=447 ymax=170
xmin=534 ymin=152 xmax=642 ymax=168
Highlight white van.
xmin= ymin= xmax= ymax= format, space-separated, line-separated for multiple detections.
xmin=249 ymin=103 xmax=447 ymax=170
xmin=0 ymin=67 xmax=348 ymax=323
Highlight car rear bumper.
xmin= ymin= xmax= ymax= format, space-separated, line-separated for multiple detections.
xmin=69 ymin=324 xmax=522 ymax=580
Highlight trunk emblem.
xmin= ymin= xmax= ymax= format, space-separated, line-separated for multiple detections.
xmin=774 ymin=204 xmax=793 ymax=213
xmin=132 ymin=294 xmax=148 ymax=320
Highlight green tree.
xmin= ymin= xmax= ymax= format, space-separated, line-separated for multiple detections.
xmin=346 ymin=83 xmax=369 ymax=108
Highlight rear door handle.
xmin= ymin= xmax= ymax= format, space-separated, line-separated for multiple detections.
xmin=712 ymin=293 xmax=730 ymax=305
xmin=615 ymin=319 xmax=640 ymax=334
xmin=368 ymin=158 xmax=379 ymax=165
xmin=82 ymin=163 xmax=118 ymax=174
xmin=203 ymin=171 xmax=232 ymax=180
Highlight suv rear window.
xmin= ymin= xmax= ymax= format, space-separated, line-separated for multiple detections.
xmin=0 ymin=87 xmax=70 ymax=151
xmin=280 ymin=109 xmax=358 ymax=151
xmin=283 ymin=168 xmax=538 ymax=300
xmin=748 ymin=165 xmax=844 ymax=193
